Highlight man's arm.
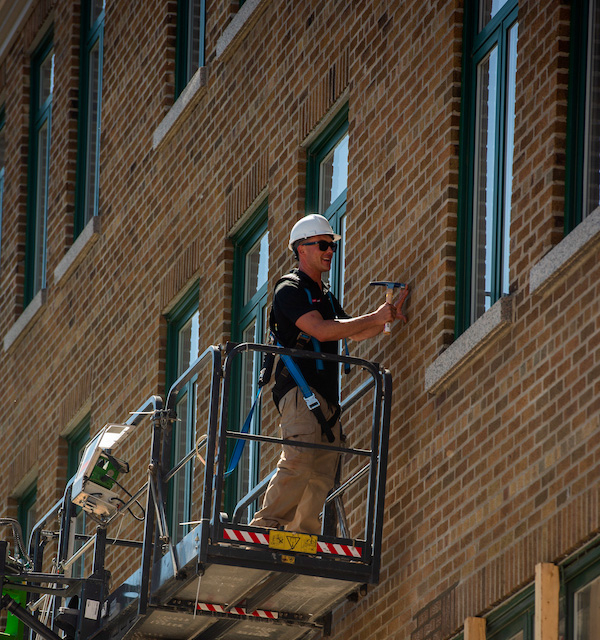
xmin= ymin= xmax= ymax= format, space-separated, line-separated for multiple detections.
xmin=295 ymin=287 xmax=409 ymax=342
xmin=295 ymin=303 xmax=396 ymax=342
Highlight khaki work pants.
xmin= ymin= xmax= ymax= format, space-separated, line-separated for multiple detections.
xmin=250 ymin=387 xmax=341 ymax=535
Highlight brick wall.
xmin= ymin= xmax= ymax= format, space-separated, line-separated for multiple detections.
xmin=0 ymin=0 xmax=598 ymax=638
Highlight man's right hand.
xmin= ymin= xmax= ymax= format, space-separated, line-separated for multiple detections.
xmin=374 ymin=302 xmax=397 ymax=327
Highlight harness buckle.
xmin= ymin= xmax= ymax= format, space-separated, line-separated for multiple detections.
xmin=304 ymin=393 xmax=321 ymax=411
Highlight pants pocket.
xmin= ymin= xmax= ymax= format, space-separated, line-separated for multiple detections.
xmin=279 ymin=389 xmax=318 ymax=441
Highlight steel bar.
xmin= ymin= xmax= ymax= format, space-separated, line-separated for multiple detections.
xmin=225 ymin=430 xmax=371 ymax=456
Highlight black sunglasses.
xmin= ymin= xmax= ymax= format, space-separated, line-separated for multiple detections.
xmin=301 ymin=240 xmax=338 ymax=252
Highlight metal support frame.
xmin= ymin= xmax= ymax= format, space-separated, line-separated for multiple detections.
xmin=214 ymin=342 xmax=391 ymax=584
xmin=164 ymin=346 xmax=222 ymax=565
xmin=0 ymin=342 xmax=392 ymax=640
xmin=1 ymin=594 xmax=62 ymax=640
xmin=128 ymin=346 xmax=222 ymax=630
xmin=0 ymin=395 xmax=167 ymax=640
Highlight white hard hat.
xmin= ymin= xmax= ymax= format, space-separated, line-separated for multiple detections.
xmin=288 ymin=214 xmax=341 ymax=251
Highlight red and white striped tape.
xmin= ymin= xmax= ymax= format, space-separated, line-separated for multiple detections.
xmin=316 ymin=541 xmax=362 ymax=558
xmin=196 ymin=602 xmax=278 ymax=619
xmin=222 ymin=528 xmax=362 ymax=557
xmin=223 ymin=528 xmax=270 ymax=545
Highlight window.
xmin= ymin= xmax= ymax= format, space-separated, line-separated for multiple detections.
xmin=6 ymin=486 xmax=37 ymax=639
xmin=18 ymin=484 xmax=37 ymax=561
xmin=486 ymin=588 xmax=534 ymax=640
xmin=306 ymin=103 xmax=349 ymax=300
xmin=25 ymin=32 xmax=54 ymax=305
xmin=485 ymin=548 xmax=600 ymax=640
xmin=67 ymin=419 xmax=91 ymax=577
xmin=227 ymin=204 xmax=269 ymax=520
xmin=572 ymin=575 xmax=600 ymax=639
xmin=75 ymin=0 xmax=104 ymax=237
xmin=176 ymin=0 xmax=206 ymax=97
xmin=563 ymin=546 xmax=600 ymax=640
xmin=566 ymin=0 xmax=600 ymax=232
xmin=0 ymin=108 xmax=5 ymax=267
xmin=489 ymin=622 xmax=531 ymax=640
xmin=456 ymin=0 xmax=518 ymax=334
xmin=166 ymin=288 xmax=200 ymax=542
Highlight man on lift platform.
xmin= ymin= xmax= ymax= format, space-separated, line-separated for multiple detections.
xmin=250 ymin=214 xmax=409 ymax=535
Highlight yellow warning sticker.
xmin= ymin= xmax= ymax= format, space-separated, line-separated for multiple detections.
xmin=269 ymin=530 xmax=317 ymax=554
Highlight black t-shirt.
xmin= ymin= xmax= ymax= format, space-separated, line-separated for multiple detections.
xmin=271 ymin=268 xmax=349 ymax=408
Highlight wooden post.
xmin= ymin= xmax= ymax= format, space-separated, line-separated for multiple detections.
xmin=465 ymin=617 xmax=486 ymax=640
xmin=535 ymin=563 xmax=559 ymax=640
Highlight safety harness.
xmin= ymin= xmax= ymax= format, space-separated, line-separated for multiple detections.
xmin=225 ymin=273 xmax=348 ymax=476
xmin=269 ymin=273 xmax=348 ymax=443
xmin=272 ymin=333 xmax=340 ymax=443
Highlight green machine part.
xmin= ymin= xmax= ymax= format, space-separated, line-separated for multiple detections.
xmin=0 ymin=589 xmax=26 ymax=638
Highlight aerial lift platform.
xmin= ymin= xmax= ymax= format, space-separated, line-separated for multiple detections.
xmin=0 ymin=343 xmax=392 ymax=640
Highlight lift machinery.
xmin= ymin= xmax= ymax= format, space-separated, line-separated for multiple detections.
xmin=0 ymin=342 xmax=392 ymax=640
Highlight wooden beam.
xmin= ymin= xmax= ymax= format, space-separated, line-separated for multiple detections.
xmin=535 ymin=562 xmax=559 ymax=640
xmin=465 ymin=617 xmax=486 ymax=640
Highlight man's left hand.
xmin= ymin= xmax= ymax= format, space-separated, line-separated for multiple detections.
xmin=395 ymin=285 xmax=410 ymax=324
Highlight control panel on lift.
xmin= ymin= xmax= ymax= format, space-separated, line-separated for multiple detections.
xmin=71 ymin=424 xmax=131 ymax=519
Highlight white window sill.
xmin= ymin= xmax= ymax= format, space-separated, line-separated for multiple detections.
xmin=152 ymin=66 xmax=208 ymax=150
xmin=425 ymin=295 xmax=515 ymax=395
xmin=4 ymin=288 xmax=47 ymax=352
xmin=216 ymin=0 xmax=270 ymax=62
xmin=529 ymin=206 xmax=600 ymax=296
xmin=54 ymin=216 xmax=101 ymax=286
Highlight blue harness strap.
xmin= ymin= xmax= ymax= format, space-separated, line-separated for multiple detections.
xmin=277 ymin=346 xmax=321 ymax=411
xmin=225 ymin=386 xmax=262 ymax=477
xmin=274 ymin=336 xmax=338 ymax=443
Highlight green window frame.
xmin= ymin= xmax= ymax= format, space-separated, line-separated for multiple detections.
xmin=0 ymin=108 xmax=5 ymax=269
xmin=451 ymin=547 xmax=600 ymax=640
xmin=17 ymin=484 xmax=37 ymax=561
xmin=226 ymin=203 xmax=269 ymax=520
xmin=565 ymin=0 xmax=600 ymax=233
xmin=25 ymin=31 xmax=54 ymax=305
xmin=4 ymin=485 xmax=38 ymax=639
xmin=67 ymin=419 xmax=92 ymax=483
xmin=175 ymin=0 xmax=206 ymax=97
xmin=75 ymin=0 xmax=104 ymax=237
xmin=456 ymin=0 xmax=518 ymax=335
xmin=67 ymin=418 xmax=91 ymax=577
xmin=166 ymin=286 xmax=200 ymax=542
xmin=486 ymin=586 xmax=534 ymax=640
xmin=563 ymin=545 xmax=600 ymax=639
xmin=306 ymin=103 xmax=349 ymax=301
